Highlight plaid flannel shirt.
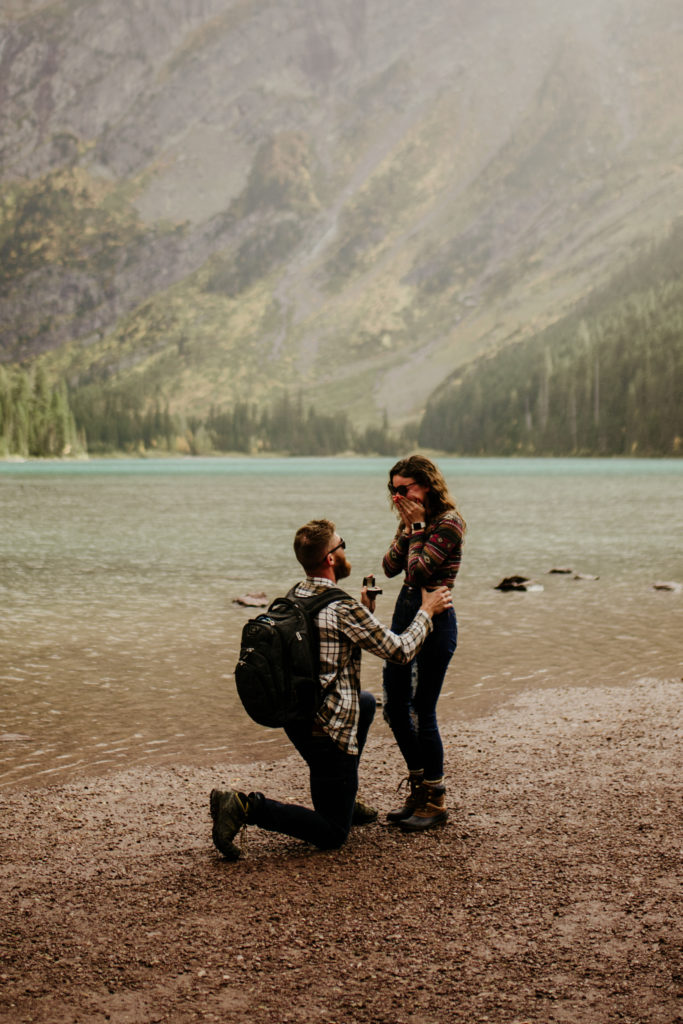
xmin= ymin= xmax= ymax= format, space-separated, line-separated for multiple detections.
xmin=293 ymin=577 xmax=432 ymax=756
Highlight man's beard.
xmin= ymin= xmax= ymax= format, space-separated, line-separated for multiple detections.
xmin=333 ymin=553 xmax=351 ymax=581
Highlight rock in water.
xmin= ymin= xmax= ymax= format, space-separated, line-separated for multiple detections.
xmin=495 ymin=575 xmax=543 ymax=592
xmin=234 ymin=592 xmax=269 ymax=607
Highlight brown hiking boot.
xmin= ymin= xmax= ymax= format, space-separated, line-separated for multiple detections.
xmin=210 ymin=788 xmax=248 ymax=859
xmin=386 ymin=771 xmax=424 ymax=823
xmin=352 ymin=798 xmax=379 ymax=825
xmin=399 ymin=782 xmax=448 ymax=832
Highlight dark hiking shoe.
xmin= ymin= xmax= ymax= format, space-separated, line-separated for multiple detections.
xmin=351 ymin=798 xmax=379 ymax=825
xmin=210 ymin=788 xmax=248 ymax=859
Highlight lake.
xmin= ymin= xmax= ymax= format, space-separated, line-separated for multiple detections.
xmin=1 ymin=456 xmax=681 ymax=791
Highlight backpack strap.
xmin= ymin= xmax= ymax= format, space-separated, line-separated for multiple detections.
xmin=285 ymin=585 xmax=348 ymax=616
xmin=286 ymin=586 xmax=355 ymax=697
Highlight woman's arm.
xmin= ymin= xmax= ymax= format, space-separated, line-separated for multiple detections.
xmin=382 ymin=527 xmax=410 ymax=578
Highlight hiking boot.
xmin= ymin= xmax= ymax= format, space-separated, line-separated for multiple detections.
xmin=399 ymin=782 xmax=448 ymax=832
xmin=352 ymin=798 xmax=379 ymax=825
xmin=386 ymin=770 xmax=424 ymax=823
xmin=210 ymin=788 xmax=248 ymax=859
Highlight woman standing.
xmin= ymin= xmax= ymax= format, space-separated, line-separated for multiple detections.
xmin=381 ymin=454 xmax=465 ymax=831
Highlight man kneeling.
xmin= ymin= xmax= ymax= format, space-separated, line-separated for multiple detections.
xmin=210 ymin=519 xmax=452 ymax=858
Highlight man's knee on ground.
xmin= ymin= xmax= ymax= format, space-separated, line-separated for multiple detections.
xmin=314 ymin=820 xmax=350 ymax=850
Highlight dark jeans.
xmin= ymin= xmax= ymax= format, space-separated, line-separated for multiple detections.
xmin=382 ymin=584 xmax=457 ymax=780
xmin=250 ymin=690 xmax=376 ymax=850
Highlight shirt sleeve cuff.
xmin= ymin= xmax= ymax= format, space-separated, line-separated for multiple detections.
xmin=416 ymin=608 xmax=433 ymax=631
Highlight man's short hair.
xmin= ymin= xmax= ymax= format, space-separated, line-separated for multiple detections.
xmin=294 ymin=519 xmax=335 ymax=573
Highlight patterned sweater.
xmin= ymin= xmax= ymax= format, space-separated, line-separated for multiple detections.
xmin=381 ymin=510 xmax=465 ymax=589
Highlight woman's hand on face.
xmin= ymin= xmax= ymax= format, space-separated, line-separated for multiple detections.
xmin=393 ymin=494 xmax=425 ymax=526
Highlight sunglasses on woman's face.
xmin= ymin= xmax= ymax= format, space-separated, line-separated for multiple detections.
xmin=389 ymin=484 xmax=409 ymax=497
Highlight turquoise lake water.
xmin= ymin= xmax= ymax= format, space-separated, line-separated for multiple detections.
xmin=1 ymin=456 xmax=681 ymax=790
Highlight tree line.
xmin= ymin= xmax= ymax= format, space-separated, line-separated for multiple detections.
xmin=1 ymin=368 xmax=408 ymax=457
xmin=419 ymin=222 xmax=683 ymax=456
xmin=69 ymin=383 xmax=410 ymax=455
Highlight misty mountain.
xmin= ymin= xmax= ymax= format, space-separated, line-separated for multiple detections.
xmin=1 ymin=0 xmax=682 ymax=431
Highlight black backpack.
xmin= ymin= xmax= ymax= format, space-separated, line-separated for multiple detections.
xmin=234 ymin=585 xmax=347 ymax=728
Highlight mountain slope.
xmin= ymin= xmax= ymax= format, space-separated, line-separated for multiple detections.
xmin=419 ymin=221 xmax=683 ymax=455
xmin=1 ymin=0 xmax=682 ymax=428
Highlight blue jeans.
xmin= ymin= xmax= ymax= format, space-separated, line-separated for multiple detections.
xmin=250 ymin=690 xmax=376 ymax=850
xmin=382 ymin=584 xmax=457 ymax=780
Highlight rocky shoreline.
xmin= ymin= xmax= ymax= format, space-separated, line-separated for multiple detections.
xmin=1 ymin=678 xmax=681 ymax=1024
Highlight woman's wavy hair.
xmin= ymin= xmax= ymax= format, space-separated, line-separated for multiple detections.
xmin=387 ymin=454 xmax=466 ymax=529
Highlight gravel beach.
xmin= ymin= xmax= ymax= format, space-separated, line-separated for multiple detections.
xmin=1 ymin=678 xmax=681 ymax=1024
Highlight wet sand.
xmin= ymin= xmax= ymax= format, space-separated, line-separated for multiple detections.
xmin=1 ymin=678 xmax=681 ymax=1024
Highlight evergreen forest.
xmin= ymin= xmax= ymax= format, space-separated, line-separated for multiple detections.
xmin=419 ymin=222 xmax=683 ymax=457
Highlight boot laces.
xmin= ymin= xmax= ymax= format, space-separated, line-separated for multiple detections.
xmin=396 ymin=774 xmax=423 ymax=796
xmin=236 ymin=792 xmax=249 ymax=853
